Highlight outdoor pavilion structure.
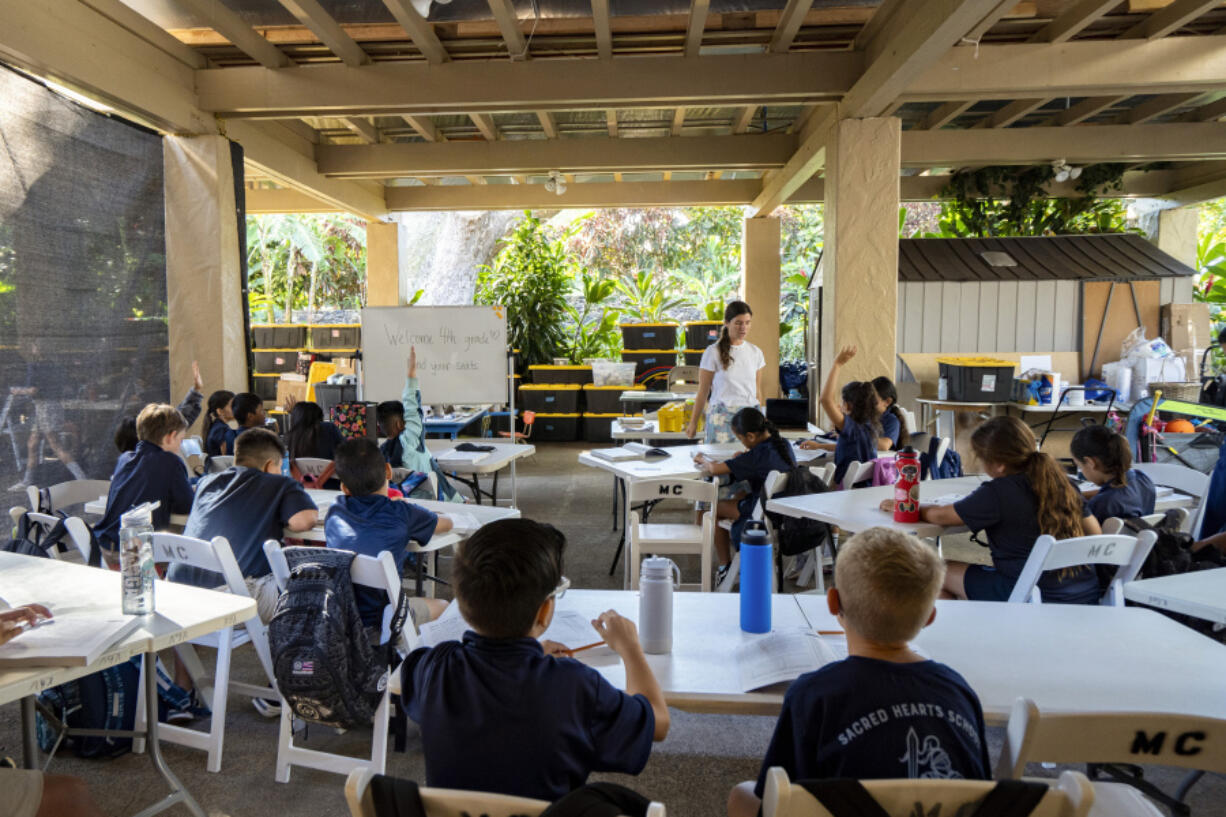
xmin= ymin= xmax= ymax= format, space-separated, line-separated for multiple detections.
xmin=4 ymin=0 xmax=1226 ymax=398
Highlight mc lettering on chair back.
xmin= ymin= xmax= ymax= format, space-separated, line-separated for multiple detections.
xmin=656 ymin=483 xmax=687 ymax=497
xmin=1130 ymin=730 xmax=1206 ymax=758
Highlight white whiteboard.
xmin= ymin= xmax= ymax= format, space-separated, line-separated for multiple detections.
xmin=360 ymin=306 xmax=508 ymax=404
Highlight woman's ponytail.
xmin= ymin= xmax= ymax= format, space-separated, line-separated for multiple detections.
xmin=717 ymin=300 xmax=753 ymax=370
xmin=1024 ymin=449 xmax=1085 ymax=541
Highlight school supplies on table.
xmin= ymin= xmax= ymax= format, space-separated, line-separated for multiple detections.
xmin=418 ymin=601 xmax=601 ymax=650
xmin=435 ymin=448 xmax=490 ymax=465
xmin=443 ymin=512 xmax=481 ymax=534
xmin=735 ymin=628 xmax=840 ymax=691
xmin=0 ymin=613 xmax=141 ymax=667
xmin=696 ymin=443 xmax=744 ymax=461
xmin=589 ymin=442 xmax=669 ymax=462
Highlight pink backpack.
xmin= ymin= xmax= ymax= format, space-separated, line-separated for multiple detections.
xmin=871 ymin=456 xmax=898 ymax=488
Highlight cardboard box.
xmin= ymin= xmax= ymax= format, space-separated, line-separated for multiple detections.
xmin=1160 ymin=303 xmax=1212 ymax=352
xmin=276 ymin=375 xmax=310 ymax=408
xmin=330 ymin=357 xmax=356 ymax=375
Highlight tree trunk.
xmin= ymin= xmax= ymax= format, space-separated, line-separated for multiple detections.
xmin=307 ymin=262 xmax=318 ymax=321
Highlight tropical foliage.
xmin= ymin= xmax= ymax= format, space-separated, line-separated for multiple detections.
xmin=246 ymin=213 xmax=366 ymax=322
xmin=1196 ymin=201 xmax=1226 ymax=371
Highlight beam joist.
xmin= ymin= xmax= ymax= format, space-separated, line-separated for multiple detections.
xmin=380 ymin=0 xmax=449 ymax=64
xmin=1123 ymin=0 xmax=1221 ymax=40
xmin=179 ymin=0 xmax=290 ymax=68
xmin=770 ymin=0 xmax=816 ymax=53
xmin=275 ymin=0 xmax=368 ymax=67
xmin=685 ymin=0 xmax=711 ymax=58
xmin=1043 ymin=95 xmax=1125 ymax=126
xmin=920 ymin=100 xmax=974 ymax=130
xmin=487 ymin=0 xmax=528 ymax=59
xmin=402 ymin=114 xmax=439 ymax=141
xmin=591 ymin=0 xmax=612 ymax=59
xmin=1028 ymin=0 xmax=1117 ymax=43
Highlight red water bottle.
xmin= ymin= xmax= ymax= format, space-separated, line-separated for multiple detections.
xmin=894 ymin=446 xmax=921 ymax=523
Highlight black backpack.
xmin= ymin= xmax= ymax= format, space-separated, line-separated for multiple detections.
xmin=3 ymin=511 xmax=103 ymax=567
xmin=797 ymin=778 xmax=1051 ymax=817
xmin=35 ymin=657 xmax=141 ymax=759
xmin=766 ymin=466 xmax=834 ymax=557
xmin=268 ymin=547 xmax=408 ymax=729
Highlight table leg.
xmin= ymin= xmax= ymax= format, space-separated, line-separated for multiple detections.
xmin=611 ymin=475 xmax=619 ymax=531
xmin=131 ymin=650 xmax=207 ymax=817
xmin=490 ymin=470 xmax=499 ymax=506
xmin=20 ymin=696 xmax=38 ymax=769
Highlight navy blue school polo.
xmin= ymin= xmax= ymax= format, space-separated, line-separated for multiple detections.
xmin=1087 ymin=469 xmax=1156 ymax=522
xmin=753 ymin=657 xmax=990 ymax=797
xmin=166 ymin=467 xmax=317 ymax=587
xmin=401 ymin=632 xmax=655 ymax=801
xmin=205 ymin=420 xmax=230 ymax=456
xmin=325 ymin=493 xmax=438 ymax=626
xmin=834 ymin=420 xmax=877 ymax=485
xmin=96 ymin=441 xmax=194 ymax=549
xmin=880 ymin=411 xmax=901 ymax=448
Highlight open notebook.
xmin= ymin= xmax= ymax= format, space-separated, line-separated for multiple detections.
xmin=735 ymin=629 xmax=843 ymax=692
xmin=589 ymin=442 xmax=670 ymax=462
xmin=0 ymin=614 xmax=142 ymax=668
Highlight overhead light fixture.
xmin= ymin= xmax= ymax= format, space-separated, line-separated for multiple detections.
xmin=1051 ymin=158 xmax=1082 ymax=184
xmin=544 ymin=170 xmax=566 ymax=196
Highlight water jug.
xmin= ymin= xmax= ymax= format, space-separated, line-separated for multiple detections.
xmin=119 ymin=502 xmax=157 ymax=615
xmin=638 ymin=556 xmax=680 ymax=654
xmin=893 ymin=446 xmax=921 ymax=523
xmin=739 ymin=521 xmax=772 ymax=633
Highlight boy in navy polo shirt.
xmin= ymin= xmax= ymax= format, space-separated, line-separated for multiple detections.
xmin=728 ymin=527 xmax=989 ymax=817
xmin=401 ymin=518 xmax=669 ymax=801
xmin=95 ymin=403 xmax=194 ymax=551
xmin=325 ymin=437 xmax=453 ymax=632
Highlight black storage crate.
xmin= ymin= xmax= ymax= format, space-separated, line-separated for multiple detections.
xmin=938 ymin=359 xmax=1016 ymax=403
xmin=528 ymin=365 xmax=593 ymax=385
xmin=252 ymin=374 xmax=279 ymax=401
xmin=621 ymin=349 xmax=676 ymax=383
xmin=519 ymin=385 xmax=582 ymax=413
xmin=682 ymin=321 xmax=722 ymax=350
xmin=532 ymin=413 xmax=580 ymax=442
xmin=253 ymin=350 xmax=300 ymax=373
xmin=583 ymin=384 xmax=642 ymax=413
xmin=620 ymin=323 xmax=679 ymax=351
xmin=682 ymin=349 xmax=706 ymax=366
xmin=314 ymin=383 xmax=358 ymax=417
xmin=310 ymin=324 xmax=361 ymax=350
xmin=252 ymin=325 xmax=308 ymax=348
xmin=582 ymin=413 xmax=619 ymax=443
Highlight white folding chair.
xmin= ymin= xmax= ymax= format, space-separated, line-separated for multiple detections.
xmin=27 ymin=479 xmax=111 ymax=514
xmin=792 ymin=465 xmax=838 ymax=592
xmin=628 ymin=478 xmax=717 ymax=591
xmin=263 ymin=541 xmax=414 ymax=782
xmin=1007 ymin=531 xmax=1158 ymax=606
xmin=997 ymin=697 xmax=1226 ymax=816
xmin=207 ymin=455 xmax=235 ymax=473
xmin=1101 ymin=509 xmax=1187 ymax=536
xmin=762 ymin=765 xmax=1093 ymax=817
xmin=928 ymin=436 xmax=951 ymax=481
xmin=345 ymin=767 xmax=666 ymax=817
xmin=25 ymin=511 xmax=95 ymax=563
xmin=839 ymin=460 xmax=875 ymax=489
xmin=667 ymin=365 xmax=701 ymax=394
xmin=899 ymin=407 xmax=917 ymax=435
xmin=1133 ymin=462 xmax=1211 ymax=538
xmin=294 ymin=456 xmax=334 ymax=482
xmin=133 ymin=533 xmax=276 ymax=773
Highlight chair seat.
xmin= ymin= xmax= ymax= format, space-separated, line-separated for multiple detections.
xmin=1088 ymin=782 xmax=1164 ymax=817
xmin=637 ymin=523 xmax=704 ymax=547
xmin=191 ymin=627 xmax=251 ymax=650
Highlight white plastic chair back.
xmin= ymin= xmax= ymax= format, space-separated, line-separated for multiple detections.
xmin=809 ymin=462 xmax=836 ymax=488
xmin=207 ymin=455 xmax=235 ymax=473
xmin=627 ymin=478 xmax=717 ymax=591
xmin=29 ymin=479 xmax=112 ymax=513
xmin=900 ymin=407 xmax=917 ymax=434
xmin=1133 ymin=462 xmax=1210 ymax=537
xmin=1101 ymin=510 xmax=1184 ymax=536
xmin=762 ymin=765 xmax=1093 ymax=817
xmin=840 ymin=460 xmax=874 ymax=489
xmin=1007 ymin=531 xmax=1158 ymax=606
xmin=26 ymin=511 xmax=94 ymax=564
xmin=294 ymin=457 xmax=333 ymax=478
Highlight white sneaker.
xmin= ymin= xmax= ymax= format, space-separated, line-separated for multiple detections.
xmin=7 ymin=480 xmax=28 ymax=492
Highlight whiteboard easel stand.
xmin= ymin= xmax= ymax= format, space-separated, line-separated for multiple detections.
xmin=508 ymin=349 xmax=518 ymax=510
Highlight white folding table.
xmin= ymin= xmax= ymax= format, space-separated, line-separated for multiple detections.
xmin=1124 ymin=567 xmax=1226 ymax=625
xmin=0 ymin=552 xmax=256 ymax=817
xmin=426 ymin=439 xmax=534 ymax=506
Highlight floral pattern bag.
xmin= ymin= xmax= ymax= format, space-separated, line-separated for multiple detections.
xmin=330 ymin=402 xmax=377 ymax=440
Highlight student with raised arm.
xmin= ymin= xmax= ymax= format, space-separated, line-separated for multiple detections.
xmin=799 ymin=346 xmax=883 ymax=487
xmin=685 ymin=301 xmax=764 ymax=443
xmin=385 ymin=346 xmax=462 ymax=501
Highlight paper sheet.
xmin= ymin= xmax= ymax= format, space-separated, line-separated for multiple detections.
xmin=735 ymin=628 xmax=839 ymax=692
xmin=929 ymin=494 xmax=967 ymax=506
xmin=444 ymin=512 xmax=481 ymax=534
xmin=417 ymin=604 xmax=600 ymax=651
xmin=1020 ymin=355 xmax=1053 ymax=374
xmin=0 ymin=614 xmax=141 ymax=667
xmin=436 ymin=449 xmax=489 ymax=465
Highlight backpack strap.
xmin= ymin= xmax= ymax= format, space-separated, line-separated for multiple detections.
xmin=797 ymin=779 xmax=891 ymax=817
xmin=368 ymin=774 xmax=428 ymax=817
xmin=966 ymin=780 xmax=1050 ymax=817
xmin=384 ymin=591 xmax=411 ymax=655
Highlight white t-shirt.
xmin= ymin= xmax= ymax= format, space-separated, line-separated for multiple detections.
xmin=699 ymin=340 xmax=764 ymax=408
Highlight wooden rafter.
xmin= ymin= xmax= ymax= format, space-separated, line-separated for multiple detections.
xmin=732 ymin=106 xmax=757 ymax=134
xmin=536 ymin=110 xmax=558 ymax=138
xmin=1123 ymin=0 xmax=1221 ymax=39
xmin=605 ymin=110 xmax=619 ymax=137
xmin=972 ymin=98 xmax=1046 ymax=129
xmin=342 ymin=117 xmax=378 ymax=144
xmin=769 ymin=0 xmax=816 ymax=53
xmin=921 ymin=100 xmax=974 ymax=130
xmin=487 ymin=0 xmax=528 ymax=59
xmin=402 ymin=114 xmax=439 ymax=142
xmin=275 ymin=0 xmax=368 ymax=67
xmin=962 ymin=0 xmax=1026 ymax=43
xmin=1028 ymin=0 xmax=1118 ymax=43
xmin=853 ymin=0 xmax=906 ymax=50
xmin=1116 ymin=92 xmax=1204 ymax=125
xmin=1042 ymin=95 xmax=1126 ymax=126
xmin=1180 ymin=96 xmax=1226 ymax=122
xmin=684 ymin=0 xmax=710 ymax=58
xmin=671 ymin=108 xmax=686 ymax=136
xmin=380 ymin=0 xmax=449 ymax=64
xmin=179 ymin=0 xmax=290 ymax=68
xmin=591 ymin=0 xmax=612 ymax=59
xmin=470 ymin=113 xmax=498 ymax=141
xmin=465 ymin=175 xmax=488 ymax=185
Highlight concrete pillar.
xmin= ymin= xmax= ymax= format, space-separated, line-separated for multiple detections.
xmin=164 ymin=135 xmax=248 ymax=425
xmin=366 ymin=219 xmax=400 ymax=306
xmin=819 ymin=117 xmax=901 ymax=403
xmin=1157 ymin=207 xmax=1198 ymax=269
xmin=742 ymin=217 xmax=781 ymax=400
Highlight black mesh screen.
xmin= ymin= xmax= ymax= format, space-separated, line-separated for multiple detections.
xmin=0 ymin=67 xmax=167 ymax=496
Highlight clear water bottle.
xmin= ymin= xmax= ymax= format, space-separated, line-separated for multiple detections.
xmin=119 ymin=502 xmax=157 ymax=615
xmin=638 ymin=556 xmax=680 ymax=654
xmin=739 ymin=521 xmax=772 ymax=633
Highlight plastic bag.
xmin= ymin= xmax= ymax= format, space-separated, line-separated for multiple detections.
xmin=1120 ymin=326 xmax=1174 ymax=360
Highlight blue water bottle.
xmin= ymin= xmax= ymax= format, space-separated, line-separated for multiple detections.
xmin=739 ymin=521 xmax=772 ymax=633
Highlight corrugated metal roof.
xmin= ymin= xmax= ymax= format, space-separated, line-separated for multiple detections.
xmin=898 ymin=235 xmax=1197 ymax=283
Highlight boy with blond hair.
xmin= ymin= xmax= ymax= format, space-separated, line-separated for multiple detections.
xmin=729 ymin=527 xmax=989 ymax=817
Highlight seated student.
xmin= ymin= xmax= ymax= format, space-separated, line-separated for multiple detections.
xmin=872 ymin=376 xmax=910 ymax=451
xmin=224 ymin=392 xmax=266 ymax=456
xmin=204 ymin=389 xmax=235 ymax=455
xmin=113 ymin=416 xmax=139 ymax=454
xmin=880 ymin=416 xmax=1103 ymax=604
xmin=95 ymin=403 xmax=194 ymax=551
xmin=166 ymin=428 xmax=317 ymax=623
xmin=695 ymin=407 xmax=796 ymax=589
xmin=379 ymin=346 xmax=462 ymax=501
xmin=1070 ymin=424 xmax=1155 ymax=522
xmin=800 ymin=347 xmax=891 ymax=474
xmin=728 ymin=528 xmax=989 ymax=817
xmin=325 ymin=437 xmax=453 ymax=632
xmin=1193 ymin=434 xmax=1226 ymax=556
xmin=111 ymin=363 xmax=209 ymax=456
xmin=284 ymin=399 xmax=344 ymax=488
xmin=400 ymin=518 xmax=669 ymax=801
xmin=1 ymin=604 xmax=106 ymax=817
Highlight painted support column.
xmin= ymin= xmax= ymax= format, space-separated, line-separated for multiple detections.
xmin=366 ymin=219 xmax=401 ymax=306
xmin=742 ymin=216 xmax=782 ymax=401
xmin=819 ymin=117 xmax=901 ymax=404
xmin=164 ymin=135 xmax=248 ymax=426
xmin=1156 ymin=207 xmax=1198 ymax=303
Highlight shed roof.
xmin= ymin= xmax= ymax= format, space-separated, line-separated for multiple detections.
xmin=897 ymin=235 xmax=1197 ymax=284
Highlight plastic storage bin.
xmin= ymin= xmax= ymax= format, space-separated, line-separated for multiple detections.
xmin=620 ymin=323 xmax=679 ymax=351
xmin=253 ymin=350 xmax=300 ymax=373
xmin=582 ymin=413 xmax=620 ymax=443
xmin=314 ymin=383 xmax=358 ymax=417
xmin=584 ymin=384 xmax=643 ymax=413
xmin=682 ymin=321 xmax=722 ymax=350
xmin=518 ymin=384 xmax=582 ymax=413
xmin=590 ymin=360 xmax=639 ymax=387
xmin=532 ymin=413 xmax=581 ymax=442
xmin=252 ymin=374 xmax=279 ymax=401
xmin=528 ymin=365 xmax=594 ymax=385
xmin=252 ymin=324 xmax=308 ymax=349
xmin=310 ymin=324 xmax=361 ymax=350
xmin=937 ymin=357 xmax=1016 ymax=403
xmin=682 ymin=349 xmax=707 ymax=366
xmin=621 ymin=349 xmax=677 ymax=384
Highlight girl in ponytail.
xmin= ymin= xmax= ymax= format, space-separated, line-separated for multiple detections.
xmin=878 ymin=415 xmax=1102 ymax=603
xmin=871 ymin=376 xmax=910 ymax=449
xmin=204 ymin=389 xmax=235 ymax=455
xmin=1071 ymin=424 xmax=1156 ymax=522
xmin=801 ymin=346 xmax=886 ymax=486
xmin=695 ymin=406 xmax=796 ymax=588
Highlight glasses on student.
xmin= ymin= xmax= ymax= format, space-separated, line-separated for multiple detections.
xmin=551 ymin=576 xmax=571 ymax=600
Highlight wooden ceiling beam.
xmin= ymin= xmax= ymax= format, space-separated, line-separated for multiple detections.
xmin=962 ymin=0 xmax=1029 ymax=43
xmin=178 ymin=0 xmax=290 ymax=68
xmin=684 ymin=0 xmax=711 ymax=57
xmin=733 ymin=106 xmax=758 ymax=134
xmin=1180 ymin=96 xmax=1226 ymax=122
xmin=380 ymin=0 xmax=449 ymax=64
xmin=487 ymin=0 xmax=529 ymax=59
xmin=537 ymin=110 xmax=559 ymax=138
xmin=972 ymin=97 xmax=1046 ymax=128
xmin=470 ymin=113 xmax=499 ymax=141
xmin=1123 ymin=0 xmax=1221 ymax=39
xmin=769 ymin=0 xmax=816 ymax=53
xmin=852 ymin=0 xmax=906 ymax=50
xmin=274 ymin=0 xmax=368 ymax=67
xmin=402 ymin=114 xmax=439 ymax=141
xmin=1042 ymin=95 xmax=1127 ymax=126
xmin=921 ymin=100 xmax=975 ymax=129
xmin=465 ymin=175 xmax=488 ymax=185
xmin=606 ymin=110 xmax=619 ymax=137
xmin=1115 ymin=92 xmax=1204 ymax=125
xmin=591 ymin=0 xmax=612 ymax=59
xmin=342 ymin=117 xmax=379 ymax=143
xmin=671 ymin=108 xmax=686 ymax=136
xmin=1028 ymin=0 xmax=1118 ymax=43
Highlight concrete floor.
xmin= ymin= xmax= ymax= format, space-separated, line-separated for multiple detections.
xmin=1 ymin=441 xmax=1222 ymax=816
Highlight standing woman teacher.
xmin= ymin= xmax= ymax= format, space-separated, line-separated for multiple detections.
xmin=685 ymin=300 xmax=765 ymax=442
